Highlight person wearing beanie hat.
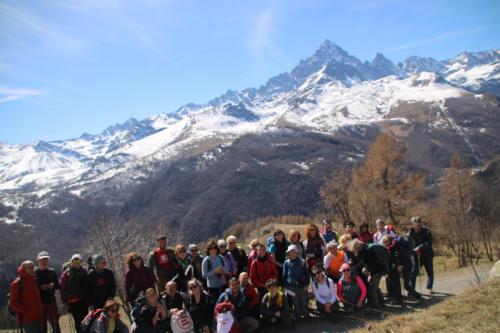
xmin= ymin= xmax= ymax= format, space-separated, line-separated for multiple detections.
xmin=283 ymin=244 xmax=310 ymax=319
xmin=86 ymin=254 xmax=116 ymax=309
xmin=218 ymin=239 xmax=238 ymax=278
xmin=336 ymin=263 xmax=367 ymax=314
xmin=35 ymin=251 xmax=61 ymax=333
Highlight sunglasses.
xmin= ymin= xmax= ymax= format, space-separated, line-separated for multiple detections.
xmin=219 ymin=245 xmax=226 ymax=248
xmin=341 ymin=269 xmax=351 ymax=273
xmin=133 ymin=257 xmax=141 ymax=261
xmin=178 ymin=250 xmax=186 ymax=254
xmin=190 ymin=249 xmax=198 ymax=252
xmin=189 ymin=285 xmax=198 ymax=290
xmin=109 ymin=308 xmax=119 ymax=313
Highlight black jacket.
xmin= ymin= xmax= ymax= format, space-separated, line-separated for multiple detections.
xmin=86 ymin=268 xmax=116 ymax=308
xmin=408 ymin=227 xmax=434 ymax=258
xmin=187 ymin=292 xmax=213 ymax=332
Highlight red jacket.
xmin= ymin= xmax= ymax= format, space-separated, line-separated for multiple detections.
xmin=9 ymin=265 xmax=44 ymax=324
xmin=242 ymin=283 xmax=259 ymax=310
xmin=249 ymin=255 xmax=278 ymax=288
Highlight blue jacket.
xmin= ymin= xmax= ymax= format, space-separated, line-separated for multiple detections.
xmin=283 ymin=257 xmax=309 ymax=289
xmin=216 ymin=288 xmax=248 ymax=320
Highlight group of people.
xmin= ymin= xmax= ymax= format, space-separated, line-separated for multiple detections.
xmin=8 ymin=216 xmax=434 ymax=333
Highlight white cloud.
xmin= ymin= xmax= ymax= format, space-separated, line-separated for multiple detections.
xmin=383 ymin=28 xmax=489 ymax=52
xmin=248 ymin=6 xmax=276 ymax=58
xmin=0 ymin=86 xmax=45 ymax=104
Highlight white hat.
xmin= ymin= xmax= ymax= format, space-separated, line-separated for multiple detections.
xmin=37 ymin=251 xmax=50 ymax=260
xmin=71 ymin=254 xmax=82 ymax=261
xmin=217 ymin=239 xmax=227 ymax=247
xmin=286 ymin=245 xmax=298 ymax=254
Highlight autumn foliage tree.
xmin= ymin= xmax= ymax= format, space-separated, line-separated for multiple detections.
xmin=349 ymin=132 xmax=424 ymax=227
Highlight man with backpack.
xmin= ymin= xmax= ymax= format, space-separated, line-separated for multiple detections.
xmin=149 ymin=235 xmax=178 ymax=293
xmin=9 ymin=260 xmax=44 ymax=333
xmin=60 ymin=254 xmax=88 ymax=333
xmin=408 ymin=216 xmax=435 ymax=294
xmin=350 ymin=239 xmax=387 ymax=311
xmin=35 ymin=252 xmax=61 ymax=333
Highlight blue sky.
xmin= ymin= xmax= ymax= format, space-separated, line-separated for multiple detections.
xmin=0 ymin=0 xmax=498 ymax=144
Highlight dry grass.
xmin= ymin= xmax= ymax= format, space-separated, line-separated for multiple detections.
xmin=352 ymin=278 xmax=500 ymax=333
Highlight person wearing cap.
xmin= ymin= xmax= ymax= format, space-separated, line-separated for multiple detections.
xmin=373 ymin=218 xmax=397 ymax=244
xmin=323 ymin=241 xmax=348 ymax=283
xmin=283 ymin=244 xmax=310 ymax=320
xmin=35 ymin=252 xmax=61 ymax=333
xmin=9 ymin=260 xmax=44 ymax=333
xmin=217 ymin=239 xmax=238 ymax=278
xmin=311 ymin=265 xmax=338 ymax=321
xmin=408 ymin=216 xmax=434 ymax=293
xmin=148 ymin=235 xmax=177 ymax=293
xmin=60 ymin=254 xmax=88 ymax=332
xmin=320 ymin=220 xmax=337 ymax=244
xmin=86 ymin=254 xmax=116 ymax=309
xmin=227 ymin=235 xmax=248 ymax=275
xmin=336 ymin=263 xmax=367 ymax=314
xmin=187 ymin=244 xmax=205 ymax=284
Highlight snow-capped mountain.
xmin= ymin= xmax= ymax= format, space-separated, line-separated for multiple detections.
xmin=1 ymin=41 xmax=499 ymax=210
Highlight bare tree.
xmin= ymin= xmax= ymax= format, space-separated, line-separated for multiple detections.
xmin=320 ymin=168 xmax=352 ymax=225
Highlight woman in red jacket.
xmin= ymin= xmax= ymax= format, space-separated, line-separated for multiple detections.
xmin=9 ymin=261 xmax=44 ymax=333
xmin=249 ymin=244 xmax=278 ymax=300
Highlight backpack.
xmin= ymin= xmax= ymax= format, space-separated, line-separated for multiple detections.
xmin=396 ymin=237 xmax=413 ymax=256
xmin=267 ymin=236 xmax=274 ymax=252
xmin=80 ymin=309 xmax=103 ymax=333
xmin=314 ymin=277 xmax=331 ymax=290
xmin=207 ymin=254 xmax=225 ymax=272
xmin=7 ymin=277 xmax=24 ymax=316
xmin=367 ymin=243 xmax=389 ymax=270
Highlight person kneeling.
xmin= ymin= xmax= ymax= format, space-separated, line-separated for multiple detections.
xmin=259 ymin=279 xmax=293 ymax=328
xmin=311 ymin=265 xmax=338 ymax=321
xmin=336 ymin=263 xmax=367 ymax=314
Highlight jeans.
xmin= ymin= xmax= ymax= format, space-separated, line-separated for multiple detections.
xmin=22 ymin=321 xmax=43 ymax=333
xmin=412 ymin=254 xmax=434 ymax=290
xmin=289 ymin=287 xmax=309 ymax=318
xmin=367 ymin=273 xmax=384 ymax=309
xmin=386 ymin=268 xmax=402 ymax=301
xmin=41 ymin=303 xmax=60 ymax=333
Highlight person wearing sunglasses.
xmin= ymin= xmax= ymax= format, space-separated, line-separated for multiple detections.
xmin=88 ymin=300 xmax=129 ymax=333
xmin=186 ymin=279 xmax=213 ymax=333
xmin=60 ymin=254 xmax=88 ymax=332
xmin=188 ymin=244 xmax=205 ymax=284
xmin=174 ymin=244 xmax=194 ymax=292
xmin=336 ymin=263 xmax=367 ymax=314
xmin=125 ymin=253 xmax=155 ymax=306
xmin=311 ymin=265 xmax=338 ymax=321
xmin=202 ymin=241 xmax=228 ymax=300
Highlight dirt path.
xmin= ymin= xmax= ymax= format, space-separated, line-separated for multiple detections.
xmin=286 ymin=263 xmax=493 ymax=333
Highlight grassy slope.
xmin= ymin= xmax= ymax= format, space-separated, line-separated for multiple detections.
xmin=352 ymin=278 xmax=500 ymax=333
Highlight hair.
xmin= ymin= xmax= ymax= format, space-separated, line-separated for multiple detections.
xmin=265 ymin=279 xmax=278 ymax=289
xmin=175 ymin=244 xmax=186 ymax=255
xmin=338 ymin=233 xmax=352 ymax=245
xmin=226 ymin=235 xmax=237 ymax=243
xmin=256 ymin=243 xmax=267 ymax=251
xmin=206 ymin=241 xmax=220 ymax=256
xmin=273 ymin=229 xmax=285 ymax=241
xmin=359 ymin=223 xmax=369 ymax=232
xmin=21 ymin=260 xmax=34 ymax=271
xmin=144 ymin=288 xmax=157 ymax=297
xmin=249 ymin=239 xmax=260 ymax=249
xmin=326 ymin=241 xmax=338 ymax=249
xmin=306 ymin=224 xmax=320 ymax=241
xmin=125 ymin=252 xmax=142 ymax=269
xmin=103 ymin=299 xmax=120 ymax=313
xmin=166 ymin=281 xmax=177 ymax=290
xmin=344 ymin=220 xmax=355 ymax=228
xmin=187 ymin=279 xmax=203 ymax=291
xmin=311 ymin=264 xmax=323 ymax=275
xmin=228 ymin=277 xmax=239 ymax=284
xmin=289 ymin=229 xmax=301 ymax=242
xmin=349 ymin=239 xmax=365 ymax=254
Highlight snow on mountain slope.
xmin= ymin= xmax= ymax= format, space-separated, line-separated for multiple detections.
xmin=0 ymin=41 xmax=497 ymax=202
